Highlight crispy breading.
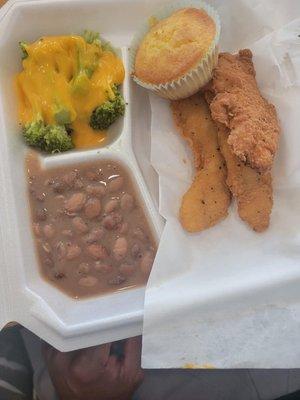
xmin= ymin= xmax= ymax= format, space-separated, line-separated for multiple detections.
xmin=208 ymin=49 xmax=280 ymax=173
xmin=171 ymin=94 xmax=231 ymax=233
xmin=217 ymin=123 xmax=273 ymax=232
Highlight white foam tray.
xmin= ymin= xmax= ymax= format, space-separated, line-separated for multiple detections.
xmin=0 ymin=0 xmax=165 ymax=351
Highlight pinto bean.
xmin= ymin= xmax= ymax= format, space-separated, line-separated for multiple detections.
xmin=79 ymin=276 xmax=98 ymax=287
xmin=44 ymin=257 xmax=54 ymax=268
xmin=74 ymin=179 xmax=84 ymax=189
xmin=78 ymin=263 xmax=90 ymax=274
xmin=131 ymin=243 xmax=141 ymax=258
xmin=120 ymin=193 xmax=134 ymax=211
xmin=55 ymin=195 xmax=65 ymax=203
xmin=36 ymin=208 xmax=47 ymax=221
xmin=85 ymin=171 xmax=99 ymax=181
xmin=65 ymin=193 xmax=86 ymax=213
xmin=83 ymin=227 xmax=104 ymax=244
xmin=55 ymin=241 xmax=67 ymax=261
xmin=140 ymin=251 xmax=154 ymax=275
xmin=94 ymin=262 xmax=113 ymax=274
xmin=43 ymin=224 xmax=55 ymax=239
xmin=107 ymin=176 xmax=124 ymax=192
xmin=119 ymin=222 xmax=129 ymax=234
xmin=108 ymin=275 xmax=126 ymax=285
xmin=86 ymin=244 xmax=108 ymax=260
xmin=72 ymin=217 xmax=89 ymax=234
xmin=33 ymin=223 xmax=41 ymax=237
xmin=52 ymin=181 xmax=66 ymax=193
xmin=104 ymin=199 xmax=119 ymax=214
xmin=41 ymin=242 xmax=52 ymax=254
xmin=62 ymin=229 xmax=73 ymax=237
xmin=84 ymin=198 xmax=101 ymax=219
xmin=119 ymin=263 xmax=135 ymax=277
xmin=86 ymin=184 xmax=106 ymax=197
xmin=66 ymin=243 xmax=82 ymax=260
xmin=44 ymin=178 xmax=53 ymax=186
xmin=62 ymin=171 xmax=77 ymax=187
xmin=102 ymin=212 xmax=122 ymax=230
xmin=32 ymin=190 xmax=46 ymax=202
xmin=133 ymin=227 xmax=146 ymax=242
xmin=54 ymin=271 xmax=66 ymax=280
xmin=113 ymin=237 xmax=128 ymax=261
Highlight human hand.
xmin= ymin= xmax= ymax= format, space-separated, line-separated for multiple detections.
xmin=42 ymin=337 xmax=144 ymax=400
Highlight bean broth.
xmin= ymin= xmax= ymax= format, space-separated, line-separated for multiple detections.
xmin=26 ymin=153 xmax=157 ymax=299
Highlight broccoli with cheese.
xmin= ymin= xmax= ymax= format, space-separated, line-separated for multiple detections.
xmin=19 ymin=41 xmax=28 ymax=59
xmin=16 ymin=30 xmax=125 ymax=152
xmin=23 ymin=118 xmax=73 ymax=153
xmin=82 ymin=30 xmax=102 ymax=46
xmin=90 ymin=85 xmax=125 ymax=130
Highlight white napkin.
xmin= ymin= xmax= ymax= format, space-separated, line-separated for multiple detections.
xmin=142 ymin=0 xmax=300 ymax=368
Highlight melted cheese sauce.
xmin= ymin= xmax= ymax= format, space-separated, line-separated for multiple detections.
xmin=16 ymin=35 xmax=125 ymax=149
xmin=72 ymin=119 xmax=106 ymax=149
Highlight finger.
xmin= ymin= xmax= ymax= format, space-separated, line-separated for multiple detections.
xmin=51 ymin=349 xmax=73 ymax=372
xmin=106 ymin=354 xmax=121 ymax=380
xmin=76 ymin=343 xmax=112 ymax=368
xmin=41 ymin=341 xmax=54 ymax=364
xmin=41 ymin=342 xmax=72 ymax=368
xmin=42 ymin=345 xmax=73 ymax=388
xmin=70 ymin=343 xmax=112 ymax=383
xmin=123 ymin=336 xmax=142 ymax=372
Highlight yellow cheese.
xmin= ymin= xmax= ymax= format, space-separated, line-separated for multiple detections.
xmin=71 ymin=119 xmax=106 ymax=149
xmin=16 ymin=35 xmax=125 ymax=149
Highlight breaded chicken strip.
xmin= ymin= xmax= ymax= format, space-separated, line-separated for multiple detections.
xmin=217 ymin=123 xmax=273 ymax=232
xmin=171 ymin=94 xmax=231 ymax=233
xmin=208 ymin=49 xmax=280 ymax=173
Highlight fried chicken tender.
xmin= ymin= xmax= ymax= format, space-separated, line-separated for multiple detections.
xmin=171 ymin=94 xmax=231 ymax=233
xmin=208 ymin=49 xmax=280 ymax=173
xmin=217 ymin=124 xmax=273 ymax=232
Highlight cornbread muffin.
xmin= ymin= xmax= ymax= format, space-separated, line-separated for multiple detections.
xmin=134 ymin=8 xmax=216 ymax=85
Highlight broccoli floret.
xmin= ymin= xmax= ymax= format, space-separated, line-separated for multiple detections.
xmin=90 ymin=86 xmax=125 ymax=130
xmin=54 ymin=107 xmax=72 ymax=125
xmin=23 ymin=119 xmax=46 ymax=147
xmin=44 ymin=125 xmax=73 ymax=152
xmin=19 ymin=41 xmax=28 ymax=59
xmin=71 ymin=71 xmax=91 ymax=95
xmin=82 ymin=30 xmax=115 ymax=54
xmin=23 ymin=120 xmax=73 ymax=153
xmin=82 ymin=30 xmax=101 ymax=47
xmin=102 ymin=40 xmax=115 ymax=54
xmin=71 ymin=40 xmax=99 ymax=94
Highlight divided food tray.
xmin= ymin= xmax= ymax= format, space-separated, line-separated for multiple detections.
xmin=0 ymin=0 xmax=164 ymax=350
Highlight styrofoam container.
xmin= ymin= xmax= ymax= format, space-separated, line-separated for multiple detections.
xmin=0 ymin=0 xmax=165 ymax=351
